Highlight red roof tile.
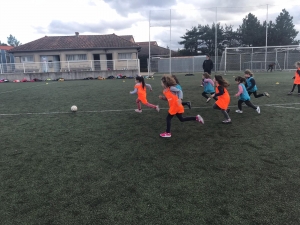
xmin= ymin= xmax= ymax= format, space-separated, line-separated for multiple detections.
xmin=9 ymin=34 xmax=141 ymax=52
xmin=0 ymin=46 xmax=14 ymax=51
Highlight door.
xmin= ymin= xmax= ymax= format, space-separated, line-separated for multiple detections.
xmin=106 ymin=53 xmax=113 ymax=70
xmin=53 ymin=55 xmax=61 ymax=72
xmin=93 ymin=54 xmax=101 ymax=71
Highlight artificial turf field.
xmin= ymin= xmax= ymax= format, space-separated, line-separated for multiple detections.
xmin=0 ymin=71 xmax=300 ymax=225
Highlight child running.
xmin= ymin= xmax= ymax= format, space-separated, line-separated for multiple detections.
xmin=244 ymin=69 xmax=270 ymax=98
xmin=159 ymin=75 xmax=204 ymax=138
xmin=287 ymin=61 xmax=300 ymax=95
xmin=234 ymin=76 xmax=260 ymax=114
xmin=130 ymin=76 xmax=159 ymax=113
xmin=201 ymin=72 xmax=217 ymax=103
xmin=210 ymin=75 xmax=231 ymax=124
xmin=171 ymin=74 xmax=192 ymax=109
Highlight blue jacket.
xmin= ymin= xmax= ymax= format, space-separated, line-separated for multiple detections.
xmin=239 ymin=83 xmax=250 ymax=101
xmin=204 ymin=80 xmax=214 ymax=93
xmin=246 ymin=77 xmax=257 ymax=92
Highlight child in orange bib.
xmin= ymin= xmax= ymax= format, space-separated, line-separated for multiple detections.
xmin=130 ymin=76 xmax=159 ymax=113
xmin=159 ymin=75 xmax=204 ymax=138
xmin=210 ymin=75 xmax=231 ymax=124
xmin=288 ymin=61 xmax=300 ymax=96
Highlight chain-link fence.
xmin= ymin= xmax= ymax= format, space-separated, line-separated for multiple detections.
xmin=219 ymin=46 xmax=300 ymax=72
xmin=149 ymin=56 xmax=222 ymax=73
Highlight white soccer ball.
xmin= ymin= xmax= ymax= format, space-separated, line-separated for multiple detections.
xmin=71 ymin=105 xmax=78 ymax=112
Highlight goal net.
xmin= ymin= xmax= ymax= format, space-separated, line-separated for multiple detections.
xmin=219 ymin=45 xmax=300 ymax=73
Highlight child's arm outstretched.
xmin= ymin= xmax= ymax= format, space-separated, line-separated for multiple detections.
xmin=170 ymin=86 xmax=183 ymax=99
xmin=235 ymin=84 xmax=243 ymax=97
xmin=203 ymin=78 xmax=214 ymax=86
xmin=145 ymin=83 xmax=153 ymax=91
xmin=129 ymin=88 xmax=138 ymax=94
xmin=170 ymin=86 xmax=183 ymax=105
xmin=211 ymin=86 xmax=224 ymax=98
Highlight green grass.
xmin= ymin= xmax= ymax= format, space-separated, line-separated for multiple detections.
xmin=1 ymin=72 xmax=300 ymax=225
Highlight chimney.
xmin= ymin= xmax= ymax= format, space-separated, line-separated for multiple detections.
xmin=75 ymin=32 xmax=79 ymax=37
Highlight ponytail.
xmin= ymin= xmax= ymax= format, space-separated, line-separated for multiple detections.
xmin=136 ymin=76 xmax=145 ymax=89
xmin=235 ymin=76 xmax=246 ymax=83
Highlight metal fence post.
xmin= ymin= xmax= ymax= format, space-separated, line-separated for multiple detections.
xmin=137 ymin=59 xmax=140 ymax=76
xmin=224 ymin=48 xmax=227 ymax=74
xmin=240 ymin=54 xmax=241 ymax=71
xmin=193 ymin=57 xmax=195 ymax=73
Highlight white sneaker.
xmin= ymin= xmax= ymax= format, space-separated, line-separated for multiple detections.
xmin=256 ymin=106 xmax=260 ymax=114
xmin=235 ymin=110 xmax=243 ymax=113
xmin=222 ymin=119 xmax=232 ymax=124
xmin=135 ymin=109 xmax=142 ymax=113
xmin=196 ymin=115 xmax=204 ymax=124
xmin=156 ymin=105 xmax=160 ymax=112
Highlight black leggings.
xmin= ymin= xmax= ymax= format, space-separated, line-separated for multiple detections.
xmin=202 ymin=92 xmax=218 ymax=100
xmin=291 ymin=84 xmax=300 ymax=93
xmin=238 ymin=100 xmax=257 ymax=110
xmin=166 ymin=113 xmax=196 ymax=133
xmin=204 ymin=70 xmax=211 ymax=75
xmin=213 ymin=104 xmax=230 ymax=120
xmin=248 ymin=91 xmax=264 ymax=98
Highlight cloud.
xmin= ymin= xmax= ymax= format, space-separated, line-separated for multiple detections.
xmin=45 ymin=19 xmax=135 ymax=34
xmin=103 ymin=0 xmax=177 ymax=16
xmin=88 ymin=0 xmax=96 ymax=6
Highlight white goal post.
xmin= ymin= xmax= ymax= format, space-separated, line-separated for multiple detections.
xmin=220 ymin=45 xmax=300 ymax=73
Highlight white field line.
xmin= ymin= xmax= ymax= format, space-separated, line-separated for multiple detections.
xmin=0 ymin=83 xmax=54 ymax=94
xmin=270 ymin=106 xmax=300 ymax=109
xmin=265 ymin=103 xmax=300 ymax=106
xmin=1 ymin=102 xmax=300 ymax=116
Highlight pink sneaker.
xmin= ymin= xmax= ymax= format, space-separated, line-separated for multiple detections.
xmin=160 ymin=132 xmax=171 ymax=138
xmin=196 ymin=115 xmax=204 ymax=124
xmin=135 ymin=109 xmax=142 ymax=113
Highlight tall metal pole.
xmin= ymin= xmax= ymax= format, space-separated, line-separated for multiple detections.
xmin=224 ymin=48 xmax=227 ymax=74
xmin=265 ymin=4 xmax=268 ymax=71
xmin=169 ymin=9 xmax=172 ymax=75
xmin=240 ymin=54 xmax=242 ymax=71
xmin=148 ymin=11 xmax=151 ymax=77
xmin=215 ymin=7 xmax=217 ymax=72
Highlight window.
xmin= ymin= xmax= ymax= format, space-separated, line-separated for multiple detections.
xmin=21 ymin=55 xmax=34 ymax=62
xmin=66 ymin=54 xmax=87 ymax=61
xmin=5 ymin=54 xmax=11 ymax=63
xmin=118 ymin=53 xmax=132 ymax=59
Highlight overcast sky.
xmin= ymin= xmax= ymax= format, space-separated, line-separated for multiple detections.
xmin=0 ymin=0 xmax=299 ymax=50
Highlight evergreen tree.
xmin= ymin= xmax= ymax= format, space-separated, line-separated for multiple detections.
xmin=7 ymin=34 xmax=21 ymax=47
xmin=272 ymin=9 xmax=299 ymax=45
xmin=237 ymin=13 xmax=265 ymax=46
